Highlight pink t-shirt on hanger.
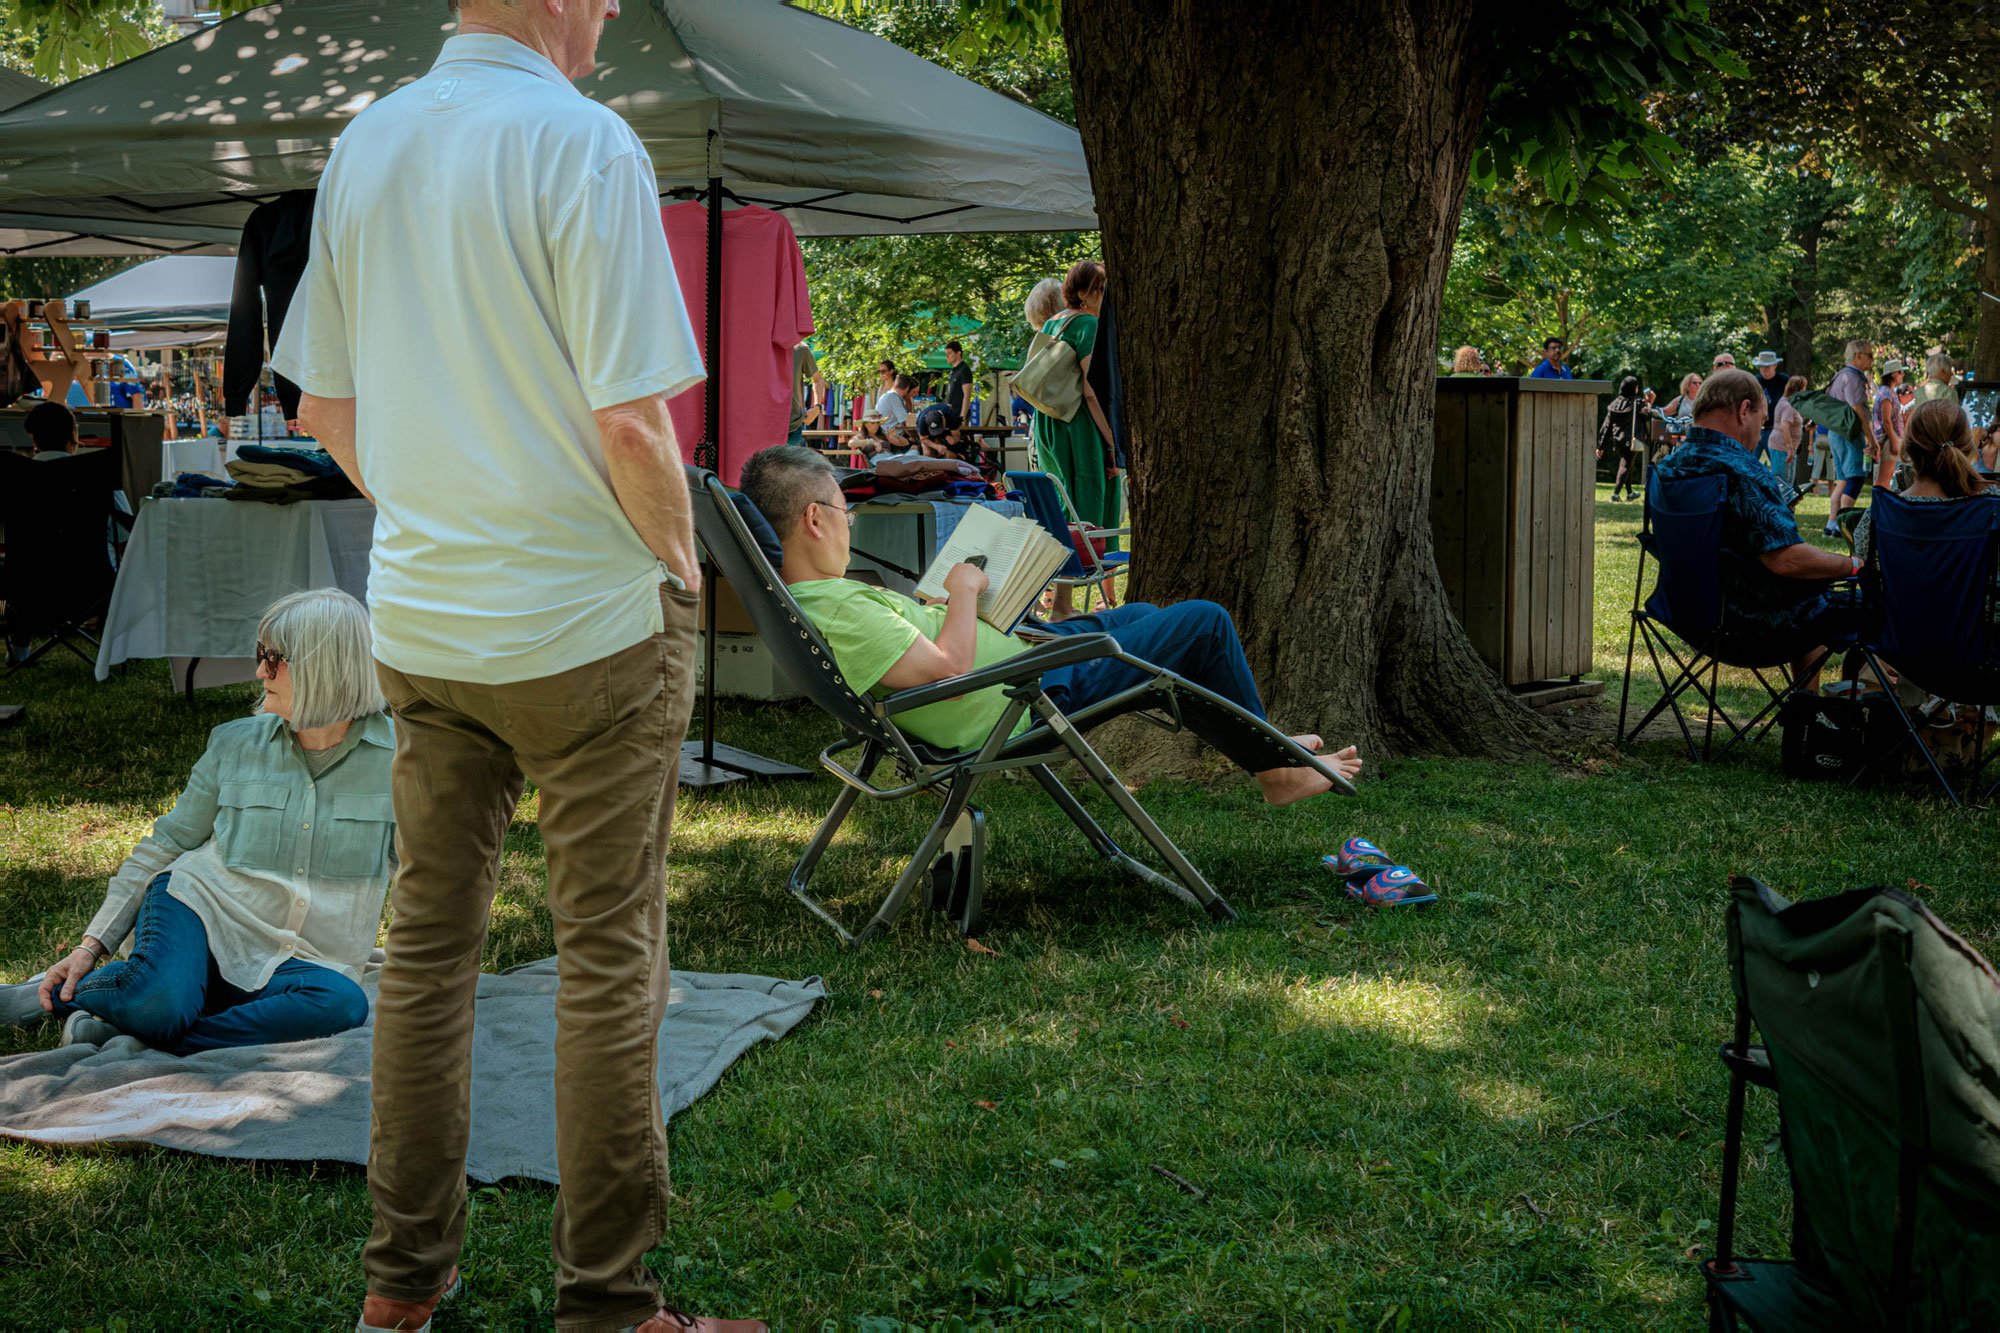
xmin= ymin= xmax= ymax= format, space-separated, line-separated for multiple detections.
xmin=659 ymin=201 xmax=815 ymax=486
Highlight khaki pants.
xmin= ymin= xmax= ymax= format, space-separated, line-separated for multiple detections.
xmin=366 ymin=586 xmax=698 ymax=1331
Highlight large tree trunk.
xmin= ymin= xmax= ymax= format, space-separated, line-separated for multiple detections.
xmin=1061 ymin=0 xmax=1552 ymax=757
xmin=1979 ymin=207 xmax=2000 ymax=381
xmin=1786 ymin=215 xmax=1819 ymax=382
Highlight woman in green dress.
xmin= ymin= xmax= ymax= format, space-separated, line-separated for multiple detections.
xmin=1030 ymin=260 xmax=1122 ymax=617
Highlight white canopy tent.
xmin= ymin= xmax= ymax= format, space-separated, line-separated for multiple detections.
xmin=71 ymin=255 xmax=235 ymax=329
xmin=0 ymin=0 xmax=1097 ymax=250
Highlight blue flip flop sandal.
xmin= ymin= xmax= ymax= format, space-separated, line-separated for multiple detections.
xmin=1347 ymin=865 xmax=1437 ymax=908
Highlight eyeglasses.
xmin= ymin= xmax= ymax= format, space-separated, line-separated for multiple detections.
xmin=254 ymin=643 xmax=288 ymax=672
xmin=812 ymin=498 xmax=860 ymax=525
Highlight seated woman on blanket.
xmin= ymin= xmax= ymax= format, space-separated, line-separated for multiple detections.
xmin=739 ymin=444 xmax=1362 ymax=805
xmin=0 ymin=589 xmax=393 ymax=1053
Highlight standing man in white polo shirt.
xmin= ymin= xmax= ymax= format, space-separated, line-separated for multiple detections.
xmin=273 ymin=4 xmax=760 ymax=1331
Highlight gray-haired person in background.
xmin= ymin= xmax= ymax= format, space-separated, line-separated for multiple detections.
xmin=268 ymin=0 xmax=759 ymax=1328
xmin=2 ymin=590 xmax=389 ymax=1054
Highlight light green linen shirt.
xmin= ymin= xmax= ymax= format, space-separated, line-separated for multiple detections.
xmin=789 ymin=578 xmax=1031 ymax=753
xmin=84 ymin=711 xmax=397 ymax=991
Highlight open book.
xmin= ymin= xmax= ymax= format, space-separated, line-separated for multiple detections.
xmin=913 ymin=504 xmax=1071 ymax=631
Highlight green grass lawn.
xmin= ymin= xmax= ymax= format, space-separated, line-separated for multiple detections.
xmin=3 ymin=484 xmax=1994 ymax=1328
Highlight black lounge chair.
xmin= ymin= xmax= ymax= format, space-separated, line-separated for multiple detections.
xmin=689 ymin=466 xmax=1352 ymax=946
xmin=1704 ymin=876 xmax=2000 ymax=1329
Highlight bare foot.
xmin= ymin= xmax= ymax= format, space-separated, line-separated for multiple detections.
xmin=1254 ymin=743 xmax=1362 ymax=807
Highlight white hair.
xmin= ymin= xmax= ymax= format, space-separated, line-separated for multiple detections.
xmin=1024 ymin=278 xmax=1065 ymax=332
xmin=1926 ymin=351 xmax=1954 ymax=382
xmin=256 ymin=589 xmax=386 ymax=731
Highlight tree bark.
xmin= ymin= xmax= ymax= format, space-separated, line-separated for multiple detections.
xmin=1979 ymin=207 xmax=2000 ymax=381
xmin=1786 ymin=216 xmax=1819 ymax=383
xmin=1060 ymin=0 xmax=1552 ymax=757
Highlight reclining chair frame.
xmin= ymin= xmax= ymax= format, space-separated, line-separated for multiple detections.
xmin=692 ymin=467 xmax=1350 ymax=947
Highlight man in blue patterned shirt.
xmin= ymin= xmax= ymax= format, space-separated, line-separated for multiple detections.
xmin=1649 ymin=369 xmax=1861 ymax=690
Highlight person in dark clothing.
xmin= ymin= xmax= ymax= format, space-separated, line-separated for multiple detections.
xmin=1597 ymin=376 xmax=1645 ymax=501
xmin=224 ymin=190 xmax=318 ymax=421
xmin=25 ymin=400 xmax=80 ymax=459
xmin=942 ymin=340 xmax=972 ymax=420
xmin=1649 ymin=369 xmax=1860 ymax=692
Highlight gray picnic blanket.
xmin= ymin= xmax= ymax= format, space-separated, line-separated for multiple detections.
xmin=0 ymin=960 xmax=824 ymax=1184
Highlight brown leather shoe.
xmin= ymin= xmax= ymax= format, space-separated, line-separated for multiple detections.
xmin=632 ymin=1309 xmax=768 ymax=1333
xmin=355 ymin=1267 xmax=461 ymax=1333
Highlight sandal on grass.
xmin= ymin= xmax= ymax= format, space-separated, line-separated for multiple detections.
xmin=1330 ymin=837 xmax=1395 ymax=880
xmin=1330 ymin=863 xmax=1438 ymax=908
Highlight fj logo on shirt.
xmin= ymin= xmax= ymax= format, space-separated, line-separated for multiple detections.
xmin=434 ymin=78 xmax=460 ymax=103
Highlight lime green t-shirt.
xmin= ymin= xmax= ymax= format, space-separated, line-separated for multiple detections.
xmin=789 ymin=578 xmax=1031 ymax=753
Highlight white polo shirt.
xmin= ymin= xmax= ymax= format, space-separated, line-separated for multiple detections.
xmin=272 ymin=34 xmax=704 ymax=685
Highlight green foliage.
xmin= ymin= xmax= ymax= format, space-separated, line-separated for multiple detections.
xmin=1443 ymin=143 xmax=1979 ymax=391
xmin=0 ymin=255 xmax=134 ymax=304
xmin=803 ymin=231 xmax=1097 ymax=392
xmin=791 ymin=0 xmax=1092 ymax=390
xmin=1443 ymin=150 xmax=1793 ymax=386
xmin=1471 ymin=0 xmax=1743 ymax=234
xmin=0 ymin=0 xmax=166 ymax=80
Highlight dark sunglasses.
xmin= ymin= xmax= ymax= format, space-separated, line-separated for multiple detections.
xmin=255 ymin=643 xmax=288 ymax=672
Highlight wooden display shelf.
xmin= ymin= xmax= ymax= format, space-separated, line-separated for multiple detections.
xmin=1 ymin=299 xmax=116 ymax=405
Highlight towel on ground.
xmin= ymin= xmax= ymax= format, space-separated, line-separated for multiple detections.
xmin=0 ymin=960 xmax=824 ymax=1184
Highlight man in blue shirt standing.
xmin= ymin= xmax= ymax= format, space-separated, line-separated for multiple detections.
xmin=1528 ymin=336 xmax=1574 ymax=379
xmin=1649 ymin=369 xmax=1860 ymax=692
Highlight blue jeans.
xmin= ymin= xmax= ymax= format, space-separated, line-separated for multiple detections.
xmin=1037 ymin=601 xmax=1275 ymax=770
xmin=59 ymin=875 xmax=369 ymax=1054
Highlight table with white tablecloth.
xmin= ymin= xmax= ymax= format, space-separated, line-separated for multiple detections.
xmin=94 ymin=497 xmax=375 ymax=686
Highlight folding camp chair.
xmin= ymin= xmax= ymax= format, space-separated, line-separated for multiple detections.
xmin=689 ymin=466 xmax=1352 ymax=947
xmin=1704 ymin=875 xmax=2000 ymax=1330
xmin=1006 ymin=470 xmax=1129 ymax=614
xmin=0 ymin=446 xmax=124 ymax=673
xmin=1846 ymin=492 xmax=2000 ymax=804
xmin=1617 ymin=470 xmax=1852 ymax=761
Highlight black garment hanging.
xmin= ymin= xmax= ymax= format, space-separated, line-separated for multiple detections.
xmin=224 ymin=190 xmax=317 ymax=418
xmin=1085 ymin=291 xmax=1127 ymax=470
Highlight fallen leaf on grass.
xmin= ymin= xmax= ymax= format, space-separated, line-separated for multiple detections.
xmin=944 ymin=1040 xmax=958 ymax=1050
xmin=966 ymin=937 xmax=1000 ymax=957
xmin=974 ymin=1100 xmax=998 ymax=1111
xmin=1165 ymin=1011 xmax=1189 ymax=1030
xmin=867 ymin=989 xmax=883 ymax=999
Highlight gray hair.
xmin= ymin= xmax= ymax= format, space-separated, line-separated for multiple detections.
xmin=1926 ymin=351 xmax=1954 ymax=382
xmin=739 ymin=444 xmax=837 ymax=539
xmin=1024 ymin=278 xmax=1064 ymax=332
xmin=256 ymin=589 xmax=386 ymax=731
xmin=1845 ymin=338 xmax=1872 ymax=364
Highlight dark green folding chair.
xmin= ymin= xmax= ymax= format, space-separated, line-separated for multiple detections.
xmin=1704 ymin=876 xmax=2000 ymax=1330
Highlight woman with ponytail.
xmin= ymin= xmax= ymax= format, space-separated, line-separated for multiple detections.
xmin=1853 ymin=398 xmax=1995 ymax=567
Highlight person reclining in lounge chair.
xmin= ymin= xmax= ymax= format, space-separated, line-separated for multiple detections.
xmin=738 ymin=444 xmax=1361 ymax=805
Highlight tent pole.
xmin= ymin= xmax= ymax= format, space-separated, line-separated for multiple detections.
xmin=701 ymin=175 xmax=721 ymax=770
